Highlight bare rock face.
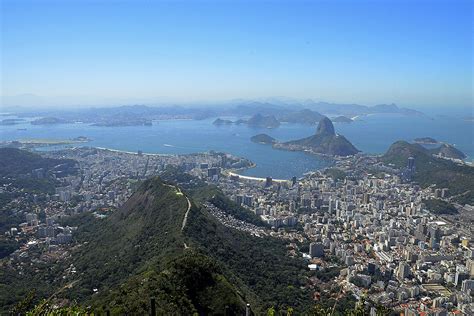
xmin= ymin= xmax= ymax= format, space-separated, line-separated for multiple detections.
xmin=279 ymin=117 xmax=359 ymax=156
xmin=316 ymin=117 xmax=336 ymax=136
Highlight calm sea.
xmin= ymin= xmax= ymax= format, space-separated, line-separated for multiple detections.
xmin=0 ymin=113 xmax=472 ymax=179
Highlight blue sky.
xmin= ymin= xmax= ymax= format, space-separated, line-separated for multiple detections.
xmin=1 ymin=0 xmax=472 ymax=107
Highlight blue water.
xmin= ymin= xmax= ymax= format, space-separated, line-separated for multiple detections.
xmin=336 ymin=114 xmax=473 ymax=159
xmin=0 ymin=114 xmax=472 ymax=179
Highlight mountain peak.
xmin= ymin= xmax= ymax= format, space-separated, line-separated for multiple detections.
xmin=316 ymin=117 xmax=335 ymax=136
xmin=278 ymin=116 xmax=359 ymax=156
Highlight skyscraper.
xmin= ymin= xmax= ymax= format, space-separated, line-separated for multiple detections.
xmin=398 ymin=261 xmax=410 ymax=280
xmin=407 ymin=157 xmax=415 ymax=171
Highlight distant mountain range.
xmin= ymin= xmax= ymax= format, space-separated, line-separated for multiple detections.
xmin=278 ymin=109 xmax=325 ymax=125
xmin=7 ymin=98 xmax=424 ymax=126
xmin=213 ymin=114 xmax=280 ymax=128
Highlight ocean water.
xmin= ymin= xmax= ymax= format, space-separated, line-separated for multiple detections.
xmin=0 ymin=113 xmax=472 ymax=179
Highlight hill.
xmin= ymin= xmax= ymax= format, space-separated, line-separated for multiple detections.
xmin=276 ymin=117 xmax=359 ymax=156
xmin=30 ymin=117 xmax=68 ymax=125
xmin=278 ymin=109 xmax=324 ymax=125
xmin=332 ymin=116 xmax=353 ymax=123
xmin=250 ymin=133 xmax=276 ymax=144
xmin=0 ymin=148 xmax=77 ymax=180
xmin=0 ymin=148 xmax=78 ymax=230
xmin=213 ymin=118 xmax=233 ymax=125
xmin=430 ymin=144 xmax=466 ymax=160
xmin=382 ymin=141 xmax=474 ymax=204
xmin=2 ymin=175 xmax=313 ymax=314
xmin=246 ymin=113 xmax=280 ymax=128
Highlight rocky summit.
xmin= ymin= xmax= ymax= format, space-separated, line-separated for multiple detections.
xmin=277 ymin=117 xmax=359 ymax=156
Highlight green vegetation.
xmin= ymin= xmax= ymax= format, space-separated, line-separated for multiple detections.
xmin=3 ymin=168 xmax=378 ymax=314
xmin=0 ymin=238 xmax=19 ymax=259
xmin=0 ymin=148 xmax=77 ymax=196
xmin=63 ymin=178 xmax=190 ymax=302
xmin=430 ymin=144 xmax=466 ymax=160
xmin=191 ymin=185 xmax=266 ymax=226
xmin=1 ymin=250 xmax=72 ymax=314
xmin=423 ymin=199 xmax=458 ymax=215
xmin=314 ymin=266 xmax=341 ymax=282
xmin=92 ymin=251 xmax=246 ymax=315
xmin=382 ymin=141 xmax=474 ymax=204
xmin=0 ymin=148 xmax=78 ymax=235
xmin=0 ymin=207 xmax=23 ymax=233
xmin=2 ymin=174 xmax=309 ymax=314
xmin=324 ymin=168 xmax=347 ymax=181
xmin=186 ymin=205 xmax=311 ymax=312
xmin=24 ymin=295 xmax=390 ymax=316
xmin=160 ymin=166 xmax=266 ymax=226
xmin=250 ymin=133 xmax=277 ymax=144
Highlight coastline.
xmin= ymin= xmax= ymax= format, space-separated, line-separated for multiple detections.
xmin=94 ymin=146 xmax=172 ymax=157
xmin=226 ymin=171 xmax=291 ymax=184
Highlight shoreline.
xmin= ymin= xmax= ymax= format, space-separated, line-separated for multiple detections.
xmin=94 ymin=146 xmax=172 ymax=157
xmin=226 ymin=171 xmax=291 ymax=183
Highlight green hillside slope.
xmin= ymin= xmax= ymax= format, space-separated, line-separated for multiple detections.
xmin=382 ymin=141 xmax=474 ymax=204
xmin=3 ymin=175 xmax=316 ymax=314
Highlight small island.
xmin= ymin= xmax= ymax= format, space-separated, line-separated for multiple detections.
xmin=213 ymin=118 xmax=233 ymax=125
xmin=250 ymin=133 xmax=276 ymax=144
xmin=0 ymin=118 xmax=25 ymax=125
xmin=212 ymin=114 xmax=280 ymax=128
xmin=91 ymin=118 xmax=152 ymax=127
xmin=31 ymin=117 xmax=68 ymax=125
xmin=332 ymin=116 xmax=353 ymax=123
xmin=414 ymin=137 xmax=438 ymax=144
xmin=72 ymin=136 xmax=92 ymax=142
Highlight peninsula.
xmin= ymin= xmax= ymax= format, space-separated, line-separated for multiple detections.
xmin=332 ymin=115 xmax=353 ymax=123
xmin=274 ymin=117 xmax=359 ymax=156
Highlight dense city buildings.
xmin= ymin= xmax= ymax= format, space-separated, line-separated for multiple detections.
xmin=2 ymin=147 xmax=473 ymax=314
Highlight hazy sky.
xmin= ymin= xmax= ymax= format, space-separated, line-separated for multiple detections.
xmin=1 ymin=0 xmax=472 ymax=107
